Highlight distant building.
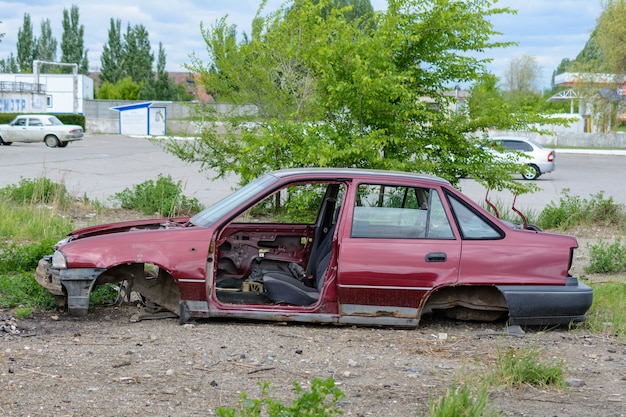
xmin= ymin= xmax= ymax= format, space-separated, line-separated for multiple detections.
xmin=88 ymin=71 xmax=213 ymax=103
xmin=0 ymin=73 xmax=94 ymax=114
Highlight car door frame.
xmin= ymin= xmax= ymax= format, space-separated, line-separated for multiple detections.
xmin=335 ymin=179 xmax=462 ymax=327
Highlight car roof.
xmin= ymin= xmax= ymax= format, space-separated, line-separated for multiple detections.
xmin=267 ymin=167 xmax=451 ymax=185
xmin=489 ymin=136 xmax=532 ymax=141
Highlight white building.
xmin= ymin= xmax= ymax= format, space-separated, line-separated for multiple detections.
xmin=0 ymin=72 xmax=94 ymax=114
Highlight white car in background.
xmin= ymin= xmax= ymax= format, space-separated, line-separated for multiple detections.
xmin=0 ymin=114 xmax=84 ymax=148
xmin=489 ymin=136 xmax=556 ymax=180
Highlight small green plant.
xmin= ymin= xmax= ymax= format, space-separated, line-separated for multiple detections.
xmin=490 ymin=345 xmax=565 ymax=388
xmin=428 ymin=383 xmax=503 ymax=417
xmin=90 ymin=284 xmax=120 ymax=306
xmin=537 ymin=189 xmax=625 ymax=230
xmin=111 ymin=174 xmax=202 ymax=217
xmin=585 ymin=281 xmax=626 ymax=339
xmin=216 ymin=378 xmax=344 ymax=417
xmin=585 ymin=238 xmax=626 ymax=274
xmin=13 ymin=306 xmax=33 ymax=319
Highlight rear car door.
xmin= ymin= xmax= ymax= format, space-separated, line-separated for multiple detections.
xmin=336 ymin=182 xmax=461 ymax=323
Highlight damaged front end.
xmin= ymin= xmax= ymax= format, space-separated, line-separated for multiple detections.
xmin=35 ymin=217 xmax=196 ymax=317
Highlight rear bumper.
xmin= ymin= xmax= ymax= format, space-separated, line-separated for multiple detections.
xmin=498 ymin=276 xmax=593 ymax=325
xmin=537 ymin=161 xmax=556 ymax=174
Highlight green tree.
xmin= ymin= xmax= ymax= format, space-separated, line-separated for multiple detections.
xmin=96 ymin=76 xmax=142 ymax=100
xmin=151 ymin=42 xmax=176 ymax=100
xmin=503 ymin=54 xmax=541 ymax=94
xmin=60 ymin=5 xmax=89 ymax=74
xmin=122 ymin=24 xmax=153 ymax=84
xmin=17 ymin=13 xmax=36 ymax=72
xmin=36 ymin=19 xmax=58 ymax=73
xmin=167 ymin=0 xmax=549 ymax=194
xmin=100 ymin=18 xmax=125 ymax=84
xmin=0 ymin=53 xmax=18 ymax=73
xmin=595 ymin=1 xmax=626 ymax=73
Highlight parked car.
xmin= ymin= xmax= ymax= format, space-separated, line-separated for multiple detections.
xmin=0 ymin=114 xmax=83 ymax=148
xmin=35 ymin=168 xmax=591 ymax=327
xmin=489 ymin=136 xmax=556 ymax=180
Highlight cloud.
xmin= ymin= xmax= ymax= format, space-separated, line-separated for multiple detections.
xmin=0 ymin=0 xmax=604 ymax=89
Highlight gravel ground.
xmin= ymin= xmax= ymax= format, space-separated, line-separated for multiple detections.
xmin=1 ymin=304 xmax=625 ymax=417
xmin=1 ymin=219 xmax=625 ymax=416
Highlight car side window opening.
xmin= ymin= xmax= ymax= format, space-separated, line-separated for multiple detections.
xmin=502 ymin=140 xmax=531 ymax=152
xmin=232 ymin=182 xmax=344 ymax=225
xmin=447 ymin=195 xmax=503 ymax=240
xmin=351 ymin=183 xmax=454 ymax=239
xmin=14 ymin=118 xmax=26 ymax=126
xmin=28 ymin=118 xmax=43 ymax=126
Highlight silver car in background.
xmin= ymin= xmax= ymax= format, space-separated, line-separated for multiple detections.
xmin=490 ymin=136 xmax=556 ymax=180
xmin=0 ymin=114 xmax=84 ymax=148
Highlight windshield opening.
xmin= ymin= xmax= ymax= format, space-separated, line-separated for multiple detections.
xmin=190 ymin=174 xmax=278 ymax=227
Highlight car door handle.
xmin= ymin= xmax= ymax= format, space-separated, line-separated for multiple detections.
xmin=425 ymin=252 xmax=447 ymax=262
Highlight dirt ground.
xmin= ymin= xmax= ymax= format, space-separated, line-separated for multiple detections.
xmin=1 ymin=304 xmax=625 ymax=417
xmin=1 ymin=214 xmax=625 ymax=416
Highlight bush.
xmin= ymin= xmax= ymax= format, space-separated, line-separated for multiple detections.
xmin=585 ymin=238 xmax=626 ymax=274
xmin=537 ymin=189 xmax=625 ymax=231
xmin=111 ymin=174 xmax=202 ymax=217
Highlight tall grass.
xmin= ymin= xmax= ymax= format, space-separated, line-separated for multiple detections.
xmin=584 ymin=282 xmax=626 ymax=339
xmin=0 ymin=177 xmax=74 ymax=243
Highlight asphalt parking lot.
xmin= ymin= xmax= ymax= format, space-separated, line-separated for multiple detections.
xmin=1 ymin=134 xmax=625 ymax=212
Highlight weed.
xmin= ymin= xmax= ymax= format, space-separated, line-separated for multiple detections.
xmin=585 ymin=238 xmax=626 ymax=274
xmin=216 ymin=378 xmax=344 ymax=417
xmin=428 ymin=383 xmax=503 ymax=417
xmin=490 ymin=345 xmax=565 ymax=388
xmin=13 ymin=306 xmax=32 ymax=319
xmin=111 ymin=174 xmax=203 ymax=217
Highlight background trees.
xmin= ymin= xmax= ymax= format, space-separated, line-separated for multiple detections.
xmin=97 ymin=22 xmax=184 ymax=100
xmin=0 ymin=5 xmax=189 ymax=100
xmin=60 ymin=5 xmax=88 ymax=74
xmin=16 ymin=14 xmax=36 ymax=73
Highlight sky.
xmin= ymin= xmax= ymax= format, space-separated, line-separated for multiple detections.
xmin=0 ymin=0 xmax=604 ymax=89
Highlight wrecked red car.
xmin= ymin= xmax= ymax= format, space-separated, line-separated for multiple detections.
xmin=35 ymin=168 xmax=592 ymax=327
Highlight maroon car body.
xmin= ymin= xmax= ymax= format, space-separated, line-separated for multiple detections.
xmin=35 ymin=168 xmax=592 ymax=327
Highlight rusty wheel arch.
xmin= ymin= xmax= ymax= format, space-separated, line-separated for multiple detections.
xmin=421 ymin=285 xmax=509 ymax=322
